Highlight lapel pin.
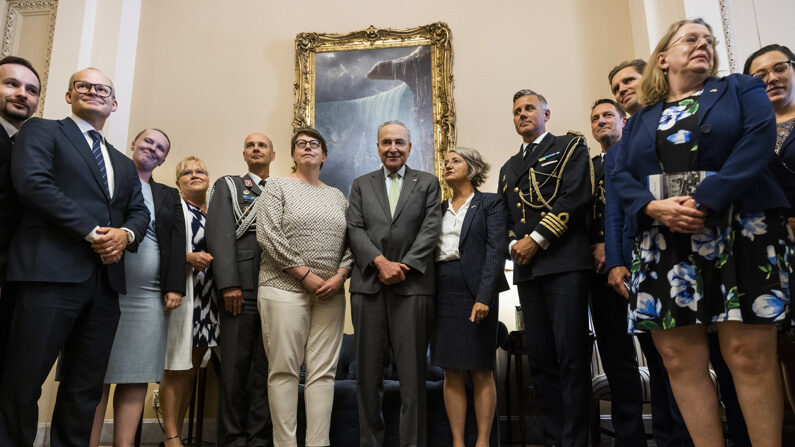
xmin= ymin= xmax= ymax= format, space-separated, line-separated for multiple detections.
xmin=243 ymin=189 xmax=250 ymax=195
xmin=412 ymin=178 xmax=418 ymax=182
xmin=709 ymin=89 xmax=717 ymax=93
xmin=244 ymin=179 xmax=253 ymax=187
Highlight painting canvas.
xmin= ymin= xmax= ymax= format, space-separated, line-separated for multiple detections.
xmin=294 ymin=23 xmax=455 ymax=197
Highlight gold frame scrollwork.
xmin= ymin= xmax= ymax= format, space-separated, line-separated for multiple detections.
xmin=293 ymin=22 xmax=456 ymax=183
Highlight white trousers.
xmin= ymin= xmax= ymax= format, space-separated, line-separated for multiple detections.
xmin=257 ymin=286 xmax=345 ymax=447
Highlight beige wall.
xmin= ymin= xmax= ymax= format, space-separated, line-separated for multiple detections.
xmin=128 ymin=0 xmax=636 ymax=193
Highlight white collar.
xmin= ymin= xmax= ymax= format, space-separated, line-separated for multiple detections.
xmin=383 ymin=164 xmax=407 ymax=178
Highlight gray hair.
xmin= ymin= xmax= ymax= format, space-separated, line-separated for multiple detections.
xmin=512 ymin=89 xmax=548 ymax=108
xmin=448 ymin=146 xmax=490 ymax=188
xmin=377 ymin=120 xmax=411 ymax=143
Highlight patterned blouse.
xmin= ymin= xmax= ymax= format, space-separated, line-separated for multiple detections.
xmin=256 ymin=177 xmax=353 ymax=292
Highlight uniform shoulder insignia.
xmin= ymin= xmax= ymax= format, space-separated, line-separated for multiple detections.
xmin=566 ymin=130 xmax=585 ymax=138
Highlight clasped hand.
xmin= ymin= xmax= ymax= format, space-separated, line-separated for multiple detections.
xmin=511 ymin=237 xmax=539 ymax=265
xmin=645 ymin=196 xmax=706 ymax=233
xmin=374 ymin=255 xmax=409 ymax=285
xmin=90 ymin=227 xmax=128 ymax=264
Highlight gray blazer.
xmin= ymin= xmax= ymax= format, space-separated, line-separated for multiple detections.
xmin=346 ymin=166 xmax=442 ymax=296
xmin=205 ymin=174 xmax=263 ymax=299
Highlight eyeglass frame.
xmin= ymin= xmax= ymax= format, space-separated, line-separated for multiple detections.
xmin=71 ymin=81 xmax=114 ymax=98
xmin=750 ymin=60 xmax=795 ymax=81
xmin=295 ymin=139 xmax=321 ymax=149
xmin=665 ymin=32 xmax=719 ymax=51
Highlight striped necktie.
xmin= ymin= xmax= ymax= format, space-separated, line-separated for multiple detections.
xmin=88 ymin=130 xmax=110 ymax=197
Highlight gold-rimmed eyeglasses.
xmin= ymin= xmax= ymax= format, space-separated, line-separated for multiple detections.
xmin=751 ymin=61 xmax=794 ymax=81
xmin=667 ymin=33 xmax=718 ymax=50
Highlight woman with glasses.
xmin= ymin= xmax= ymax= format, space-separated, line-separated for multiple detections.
xmin=159 ymin=157 xmax=219 ymax=447
xmin=256 ymin=127 xmax=352 ymax=447
xmin=612 ymin=18 xmax=791 ymax=446
xmin=89 ymin=129 xmax=186 ymax=447
xmin=744 ymin=43 xmax=795 ymax=424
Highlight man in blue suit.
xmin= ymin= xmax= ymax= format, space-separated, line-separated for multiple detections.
xmin=0 ymin=67 xmax=149 ymax=447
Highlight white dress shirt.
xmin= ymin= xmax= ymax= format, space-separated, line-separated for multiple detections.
xmin=0 ymin=116 xmax=18 ymax=139
xmin=436 ymin=192 xmax=474 ymax=262
xmin=511 ymin=132 xmax=551 ymax=253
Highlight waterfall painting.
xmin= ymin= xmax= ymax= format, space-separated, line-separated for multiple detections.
xmin=294 ymin=23 xmax=456 ymax=197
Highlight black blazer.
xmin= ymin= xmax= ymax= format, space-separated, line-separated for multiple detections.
xmin=771 ymin=126 xmax=795 ymax=214
xmin=0 ymin=125 xmax=17 ymax=284
xmin=8 ymin=117 xmax=149 ymax=294
xmin=150 ymin=179 xmax=186 ymax=295
xmin=440 ymin=190 xmax=509 ymax=307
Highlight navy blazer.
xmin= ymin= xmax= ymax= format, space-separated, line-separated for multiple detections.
xmin=150 ymin=179 xmax=187 ymax=295
xmin=7 ymin=117 xmax=149 ymax=294
xmin=770 ymin=125 xmax=795 ymax=213
xmin=439 ymin=190 xmax=509 ymax=307
xmin=0 ymin=125 xmax=16 ymax=284
xmin=611 ymin=74 xmax=789 ymax=237
xmin=604 ymin=146 xmax=633 ymax=270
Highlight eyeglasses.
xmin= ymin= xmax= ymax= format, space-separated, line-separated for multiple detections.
xmin=295 ymin=139 xmax=321 ymax=149
xmin=667 ymin=33 xmax=718 ymax=50
xmin=72 ymin=81 xmax=114 ymax=98
xmin=180 ymin=169 xmax=208 ymax=177
xmin=750 ymin=61 xmax=794 ymax=81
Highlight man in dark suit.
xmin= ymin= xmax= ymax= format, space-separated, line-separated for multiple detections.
xmin=0 ymin=55 xmax=40 ymax=377
xmin=498 ymin=90 xmax=592 ymax=446
xmin=206 ymin=132 xmax=274 ymax=446
xmin=588 ymin=99 xmax=646 ymax=446
xmin=346 ymin=120 xmax=442 ymax=447
xmin=0 ymin=67 xmax=149 ymax=447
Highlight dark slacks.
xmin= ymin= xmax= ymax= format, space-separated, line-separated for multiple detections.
xmin=351 ymin=290 xmax=432 ymax=447
xmin=0 ymin=267 xmax=119 ymax=447
xmin=0 ymin=285 xmax=14 ymax=380
xmin=589 ymin=276 xmax=646 ymax=447
xmin=518 ymin=270 xmax=590 ymax=447
xmin=219 ymin=295 xmax=272 ymax=447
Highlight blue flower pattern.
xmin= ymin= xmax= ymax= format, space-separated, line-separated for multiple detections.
xmin=736 ymin=212 xmax=767 ymax=241
xmin=668 ymin=262 xmax=700 ymax=311
xmin=691 ymin=226 xmax=730 ymax=260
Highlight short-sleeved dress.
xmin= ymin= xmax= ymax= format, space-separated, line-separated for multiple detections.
xmin=628 ymin=93 xmax=792 ymax=332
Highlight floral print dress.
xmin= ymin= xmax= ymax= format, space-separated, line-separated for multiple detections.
xmin=627 ymin=94 xmax=794 ymax=332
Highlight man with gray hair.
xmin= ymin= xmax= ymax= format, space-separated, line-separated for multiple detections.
xmin=498 ymin=90 xmax=592 ymax=446
xmin=346 ymin=120 xmax=442 ymax=447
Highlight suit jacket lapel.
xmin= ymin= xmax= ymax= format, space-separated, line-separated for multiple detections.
xmin=371 ymin=170 xmax=391 ymax=221
xmin=696 ymin=77 xmax=726 ymax=126
xmin=0 ymin=125 xmax=11 ymax=148
xmin=782 ymin=127 xmax=795 ymax=156
xmin=391 ymin=166 xmax=419 ymax=222
xmin=150 ymin=180 xmax=166 ymax=219
xmin=508 ymin=151 xmax=525 ymax=182
xmin=243 ymin=174 xmax=263 ymax=196
xmin=59 ymin=118 xmax=109 ymax=200
xmin=107 ymin=141 xmax=125 ymax=201
xmin=458 ymin=189 xmax=481 ymax=246
xmin=640 ymin=101 xmax=664 ymax=142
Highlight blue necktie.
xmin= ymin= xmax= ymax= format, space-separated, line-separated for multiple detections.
xmin=88 ymin=130 xmax=110 ymax=197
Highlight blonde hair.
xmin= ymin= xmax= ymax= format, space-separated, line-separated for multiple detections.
xmin=174 ymin=156 xmax=208 ymax=184
xmin=639 ymin=18 xmax=719 ymax=107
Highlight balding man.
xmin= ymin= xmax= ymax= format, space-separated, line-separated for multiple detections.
xmin=0 ymin=67 xmax=149 ymax=446
xmin=206 ymin=132 xmax=275 ymax=446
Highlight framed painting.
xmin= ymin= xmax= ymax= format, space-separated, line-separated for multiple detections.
xmin=293 ymin=22 xmax=455 ymax=196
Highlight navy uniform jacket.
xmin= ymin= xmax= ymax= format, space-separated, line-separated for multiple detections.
xmin=150 ymin=180 xmax=187 ymax=295
xmin=439 ymin=190 xmax=509 ymax=307
xmin=611 ymin=74 xmax=789 ymax=237
xmin=589 ymin=153 xmax=606 ymax=245
xmin=498 ymin=132 xmax=593 ymax=282
xmin=0 ymin=125 xmax=16 ymax=284
xmin=206 ymin=174 xmax=264 ymax=299
xmin=7 ymin=117 xmax=149 ymax=294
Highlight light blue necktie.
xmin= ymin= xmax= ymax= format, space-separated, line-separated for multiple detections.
xmin=88 ymin=130 xmax=110 ymax=197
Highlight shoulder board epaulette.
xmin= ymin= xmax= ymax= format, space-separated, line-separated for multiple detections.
xmin=566 ymin=130 xmax=585 ymax=138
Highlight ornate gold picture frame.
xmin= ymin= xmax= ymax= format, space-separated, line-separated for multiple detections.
xmin=293 ymin=22 xmax=455 ymax=195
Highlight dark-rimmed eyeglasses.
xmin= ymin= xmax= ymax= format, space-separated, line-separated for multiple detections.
xmin=72 ymin=81 xmax=113 ymax=98
xmin=295 ymin=139 xmax=321 ymax=149
xmin=751 ymin=61 xmax=794 ymax=81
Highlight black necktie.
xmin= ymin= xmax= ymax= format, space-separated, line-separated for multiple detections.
xmin=259 ymin=179 xmax=266 ymax=187
xmin=523 ymin=143 xmax=537 ymax=159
